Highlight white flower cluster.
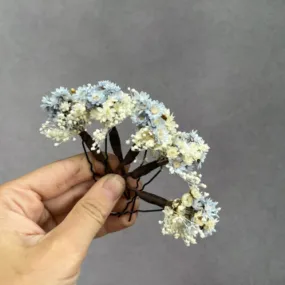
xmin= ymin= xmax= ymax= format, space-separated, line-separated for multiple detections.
xmin=90 ymin=92 xmax=134 ymax=151
xmin=128 ymin=89 xmax=210 ymax=181
xmin=40 ymin=99 xmax=90 ymax=145
xmin=90 ymin=92 xmax=133 ymax=128
xmin=40 ymin=82 xmax=133 ymax=147
xmin=91 ymin=129 xmax=108 ymax=152
xmin=129 ymin=89 xmax=178 ymax=153
xmin=159 ymin=186 xmax=220 ymax=246
xmin=159 ymin=206 xmax=202 ymax=246
xmin=41 ymin=82 xmax=209 ymax=180
xmin=40 ymin=81 xmax=220 ymax=247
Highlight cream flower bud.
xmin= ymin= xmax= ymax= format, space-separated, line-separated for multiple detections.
xmin=191 ymin=188 xmax=202 ymax=199
xmin=166 ymin=147 xmax=179 ymax=159
xmin=204 ymin=219 xmax=217 ymax=231
xmin=181 ymin=193 xmax=193 ymax=207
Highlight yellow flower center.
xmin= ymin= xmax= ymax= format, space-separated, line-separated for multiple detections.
xmin=173 ymin=161 xmax=181 ymax=168
xmin=151 ymin=106 xmax=159 ymax=114
xmin=93 ymin=94 xmax=100 ymax=100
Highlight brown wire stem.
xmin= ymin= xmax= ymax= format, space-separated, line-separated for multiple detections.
xmin=126 ymin=158 xmax=168 ymax=179
xmin=79 ymin=130 xmax=113 ymax=175
xmin=82 ymin=140 xmax=97 ymax=182
xmin=81 ymin=130 xmax=170 ymax=218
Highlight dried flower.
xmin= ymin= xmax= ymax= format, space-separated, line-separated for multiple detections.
xmin=40 ymin=80 xmax=220 ymax=247
xmin=41 ymin=87 xmax=74 ymax=118
xmin=159 ymin=191 xmax=220 ymax=246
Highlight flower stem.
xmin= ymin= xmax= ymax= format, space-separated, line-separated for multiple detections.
xmin=79 ymin=130 xmax=112 ymax=173
xmin=109 ymin=127 xmax=123 ymax=162
xmin=81 ymin=130 xmax=171 ymax=215
xmin=126 ymin=158 xmax=168 ymax=179
xmin=116 ymin=148 xmax=140 ymax=173
xmin=131 ymin=189 xmax=170 ymax=209
xmin=82 ymin=140 xmax=97 ymax=182
xmin=108 ymin=127 xmax=131 ymax=198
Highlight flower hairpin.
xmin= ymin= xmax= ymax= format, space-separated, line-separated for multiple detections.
xmin=40 ymin=80 xmax=221 ymax=246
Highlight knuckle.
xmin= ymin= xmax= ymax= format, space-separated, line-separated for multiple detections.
xmin=138 ymin=181 xmax=143 ymax=190
xmin=79 ymin=200 xmax=108 ymax=226
xmin=54 ymin=158 xmax=82 ymax=189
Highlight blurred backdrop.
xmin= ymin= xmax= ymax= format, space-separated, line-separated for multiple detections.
xmin=0 ymin=1 xmax=285 ymax=284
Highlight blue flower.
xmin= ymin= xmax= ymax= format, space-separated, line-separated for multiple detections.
xmin=153 ymin=125 xmax=172 ymax=145
xmin=97 ymin=80 xmax=121 ymax=95
xmin=177 ymin=132 xmax=191 ymax=141
xmin=41 ymin=87 xmax=72 ymax=117
xmin=178 ymin=130 xmax=209 ymax=168
xmin=131 ymin=92 xmax=168 ymax=129
xmin=192 ymin=197 xmax=204 ymax=211
xmin=73 ymin=85 xmax=91 ymax=101
xmin=192 ymin=196 xmax=220 ymax=220
xmin=145 ymin=100 xmax=167 ymax=121
xmin=189 ymin=130 xmax=203 ymax=143
xmin=131 ymin=93 xmax=150 ymax=126
xmin=133 ymin=92 xmax=152 ymax=110
xmin=41 ymin=95 xmax=57 ymax=110
xmin=73 ymin=81 xmax=121 ymax=109
xmin=109 ymin=91 xmax=124 ymax=101
xmin=203 ymin=198 xmax=220 ymax=219
xmin=167 ymin=158 xmax=190 ymax=175
xmin=74 ymin=84 xmax=107 ymax=108
xmin=190 ymin=195 xmax=220 ymax=237
xmin=51 ymin=87 xmax=72 ymax=100
xmin=131 ymin=110 xmax=149 ymax=127
xmin=86 ymin=88 xmax=107 ymax=108
xmin=134 ymin=91 xmax=151 ymax=104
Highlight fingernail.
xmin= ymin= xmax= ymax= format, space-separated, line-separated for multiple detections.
xmin=103 ymin=174 xmax=125 ymax=201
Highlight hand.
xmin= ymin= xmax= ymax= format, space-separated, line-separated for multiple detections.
xmin=0 ymin=153 xmax=140 ymax=285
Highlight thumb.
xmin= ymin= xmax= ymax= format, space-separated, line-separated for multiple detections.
xmin=44 ymin=174 xmax=125 ymax=257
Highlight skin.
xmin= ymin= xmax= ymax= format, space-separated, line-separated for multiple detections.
xmin=0 ymin=153 xmax=140 ymax=285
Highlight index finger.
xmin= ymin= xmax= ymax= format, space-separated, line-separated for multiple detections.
xmin=18 ymin=153 xmax=105 ymax=200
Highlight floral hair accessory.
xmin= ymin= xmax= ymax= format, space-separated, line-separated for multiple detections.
xmin=40 ymin=80 xmax=220 ymax=246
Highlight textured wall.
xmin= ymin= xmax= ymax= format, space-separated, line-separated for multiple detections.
xmin=1 ymin=1 xmax=285 ymax=284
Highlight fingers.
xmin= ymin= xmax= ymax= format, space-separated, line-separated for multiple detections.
xmin=18 ymin=153 xmax=124 ymax=200
xmin=113 ymin=194 xmax=140 ymax=213
xmin=41 ymin=174 xmax=125 ymax=260
xmin=43 ymin=180 xmax=95 ymax=216
xmin=96 ymin=210 xmax=139 ymax=238
xmin=41 ymin=187 xmax=140 ymax=232
xmin=42 ymin=173 xmax=141 ymax=217
xmin=19 ymin=153 xmax=105 ymax=200
xmin=126 ymin=176 xmax=142 ymax=191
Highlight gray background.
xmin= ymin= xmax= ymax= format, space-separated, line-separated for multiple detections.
xmin=0 ymin=0 xmax=285 ymax=284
